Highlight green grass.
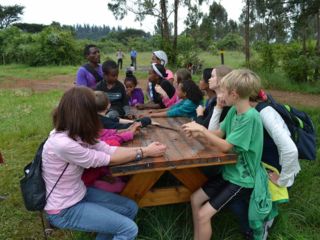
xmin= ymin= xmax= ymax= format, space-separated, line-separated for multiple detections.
xmin=0 ymin=88 xmax=319 ymax=239
xmin=0 ymin=64 xmax=79 ymax=81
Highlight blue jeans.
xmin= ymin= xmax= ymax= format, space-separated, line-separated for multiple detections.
xmin=46 ymin=187 xmax=138 ymax=240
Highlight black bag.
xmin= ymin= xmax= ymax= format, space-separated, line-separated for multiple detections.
xmin=20 ymin=139 xmax=69 ymax=211
xmin=83 ymin=63 xmax=103 ymax=83
xmin=256 ymin=94 xmax=317 ymax=160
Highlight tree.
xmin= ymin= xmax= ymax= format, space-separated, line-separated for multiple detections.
xmin=0 ymin=4 xmax=24 ymax=29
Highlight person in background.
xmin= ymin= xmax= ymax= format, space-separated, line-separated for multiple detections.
xmin=147 ymin=79 xmax=203 ymax=119
xmin=124 ymin=70 xmax=144 ymax=107
xmin=43 ymin=86 xmax=166 ymax=240
xmin=76 ymin=44 xmax=102 ymax=89
xmin=154 ymin=68 xmax=191 ymax=108
xmin=116 ymin=49 xmax=124 ymax=70
xmin=130 ymin=48 xmax=137 ymax=70
xmin=196 ymin=66 xmax=232 ymax=129
xmin=207 ymin=65 xmax=233 ymax=131
xmin=136 ymin=63 xmax=175 ymax=110
xmin=148 ymin=50 xmax=174 ymax=98
xmin=96 ymin=60 xmax=131 ymax=119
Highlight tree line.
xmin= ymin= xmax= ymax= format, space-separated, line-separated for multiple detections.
xmin=1 ymin=1 xmax=320 ymax=82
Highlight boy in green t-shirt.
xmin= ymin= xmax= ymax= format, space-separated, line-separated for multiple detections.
xmin=182 ymin=69 xmax=267 ymax=240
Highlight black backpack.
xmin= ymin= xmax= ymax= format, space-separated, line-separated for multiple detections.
xmin=20 ymin=139 xmax=69 ymax=211
xmin=256 ymin=94 xmax=317 ymax=160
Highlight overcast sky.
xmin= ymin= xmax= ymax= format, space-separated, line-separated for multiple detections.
xmin=2 ymin=0 xmax=244 ymax=33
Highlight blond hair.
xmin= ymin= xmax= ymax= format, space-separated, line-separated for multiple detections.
xmin=220 ymin=69 xmax=261 ymax=99
xmin=94 ymin=91 xmax=109 ymax=112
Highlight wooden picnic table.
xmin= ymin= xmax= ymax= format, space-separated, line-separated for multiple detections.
xmin=110 ymin=115 xmax=237 ymax=207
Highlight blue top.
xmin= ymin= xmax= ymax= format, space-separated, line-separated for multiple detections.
xmin=167 ymin=99 xmax=198 ymax=119
xmin=130 ymin=50 xmax=137 ymax=58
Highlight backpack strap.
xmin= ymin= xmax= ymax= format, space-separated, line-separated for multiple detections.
xmin=255 ymin=101 xmax=269 ymax=112
xmin=45 ymin=163 xmax=69 ymax=201
xmin=83 ymin=63 xmax=103 ymax=83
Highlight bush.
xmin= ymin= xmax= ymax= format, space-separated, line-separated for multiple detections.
xmin=281 ymin=42 xmax=319 ymax=83
xmin=252 ymin=41 xmax=277 ymax=72
xmin=217 ymin=33 xmax=243 ymax=51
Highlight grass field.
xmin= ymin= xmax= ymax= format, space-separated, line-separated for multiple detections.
xmin=0 ymin=52 xmax=319 ymax=239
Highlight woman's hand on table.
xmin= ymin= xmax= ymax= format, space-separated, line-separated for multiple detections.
xmin=142 ymin=142 xmax=167 ymax=157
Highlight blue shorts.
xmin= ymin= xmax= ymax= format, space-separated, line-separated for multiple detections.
xmin=202 ymin=174 xmax=252 ymax=211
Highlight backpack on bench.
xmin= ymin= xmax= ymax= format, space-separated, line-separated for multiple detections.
xmin=256 ymin=94 xmax=317 ymax=160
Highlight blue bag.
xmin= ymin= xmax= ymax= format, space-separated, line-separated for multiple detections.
xmin=256 ymin=94 xmax=316 ymax=160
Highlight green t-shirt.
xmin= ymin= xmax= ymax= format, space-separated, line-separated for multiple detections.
xmin=220 ymin=106 xmax=263 ymax=188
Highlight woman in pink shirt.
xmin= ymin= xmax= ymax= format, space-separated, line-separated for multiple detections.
xmin=43 ymin=87 xmax=166 ymax=240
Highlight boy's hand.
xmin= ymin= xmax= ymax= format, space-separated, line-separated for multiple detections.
xmin=216 ymin=93 xmax=227 ymax=108
xmin=181 ymin=121 xmax=206 ymax=138
xmin=126 ymin=114 xmax=135 ymax=120
xmin=136 ymin=104 xmax=145 ymax=110
xmin=196 ymin=105 xmax=205 ymax=116
xmin=128 ymin=122 xmax=141 ymax=135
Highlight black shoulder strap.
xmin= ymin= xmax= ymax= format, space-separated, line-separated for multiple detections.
xmin=255 ymin=101 xmax=269 ymax=112
xmin=83 ymin=63 xmax=103 ymax=83
xmin=45 ymin=163 xmax=69 ymax=201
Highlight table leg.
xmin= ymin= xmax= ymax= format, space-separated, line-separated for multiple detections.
xmin=121 ymin=171 xmax=164 ymax=203
xmin=170 ymin=168 xmax=208 ymax=192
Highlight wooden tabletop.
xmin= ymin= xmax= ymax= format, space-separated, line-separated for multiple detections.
xmin=110 ymin=116 xmax=237 ymax=176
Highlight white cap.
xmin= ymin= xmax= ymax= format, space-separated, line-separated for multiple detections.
xmin=153 ymin=50 xmax=168 ymax=66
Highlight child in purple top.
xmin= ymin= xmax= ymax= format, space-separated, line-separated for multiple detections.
xmin=124 ymin=70 xmax=144 ymax=106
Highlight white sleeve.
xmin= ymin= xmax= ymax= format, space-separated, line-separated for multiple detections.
xmin=260 ymin=106 xmax=300 ymax=187
xmin=208 ymin=107 xmax=222 ymax=131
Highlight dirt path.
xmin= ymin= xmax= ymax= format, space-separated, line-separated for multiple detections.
xmin=1 ymin=76 xmax=319 ymax=108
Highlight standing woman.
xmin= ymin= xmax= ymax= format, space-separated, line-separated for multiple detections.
xmin=43 ymin=87 xmax=166 ymax=240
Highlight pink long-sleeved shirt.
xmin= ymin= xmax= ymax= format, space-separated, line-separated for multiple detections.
xmin=42 ymin=130 xmax=117 ymax=213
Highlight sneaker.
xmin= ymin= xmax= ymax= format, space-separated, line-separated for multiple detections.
xmin=243 ymin=230 xmax=253 ymax=240
xmin=262 ymin=218 xmax=274 ymax=240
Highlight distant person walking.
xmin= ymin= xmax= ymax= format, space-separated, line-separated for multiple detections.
xmin=116 ymin=49 xmax=124 ymax=70
xmin=76 ymin=44 xmax=103 ymax=89
xmin=130 ymin=48 xmax=137 ymax=70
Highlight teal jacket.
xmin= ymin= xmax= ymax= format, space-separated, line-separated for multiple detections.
xmin=167 ymin=99 xmax=197 ymax=119
xmin=248 ymin=161 xmax=278 ymax=239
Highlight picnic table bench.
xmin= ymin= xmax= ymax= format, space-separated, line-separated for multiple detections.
xmin=110 ymin=115 xmax=237 ymax=207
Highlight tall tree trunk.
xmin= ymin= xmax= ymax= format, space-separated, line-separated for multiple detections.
xmin=315 ymin=8 xmax=320 ymax=81
xmin=245 ymin=0 xmax=250 ymax=65
xmin=173 ymin=0 xmax=179 ymax=65
xmin=160 ymin=0 xmax=170 ymax=43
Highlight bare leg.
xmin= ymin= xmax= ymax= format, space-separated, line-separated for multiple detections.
xmin=190 ymin=188 xmax=210 ymax=240
xmin=197 ymin=202 xmax=217 ymax=240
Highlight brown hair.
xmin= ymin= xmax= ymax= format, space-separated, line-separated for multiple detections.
xmin=94 ymin=91 xmax=110 ymax=112
xmin=176 ymin=68 xmax=192 ymax=84
xmin=220 ymin=69 xmax=261 ymax=99
xmin=53 ymin=87 xmax=102 ymax=145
